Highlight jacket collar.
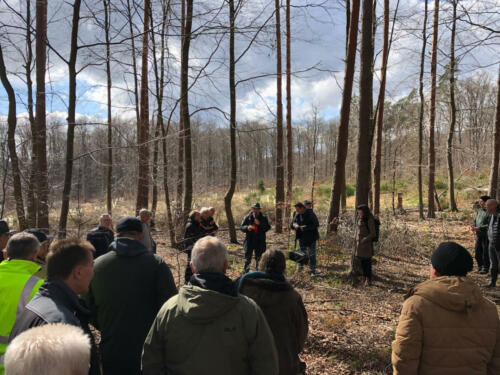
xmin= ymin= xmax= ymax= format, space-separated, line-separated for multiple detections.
xmin=237 ymin=271 xmax=289 ymax=293
xmin=189 ymin=272 xmax=237 ymax=297
xmin=0 ymin=258 xmax=41 ymax=275
xmin=39 ymin=278 xmax=91 ymax=316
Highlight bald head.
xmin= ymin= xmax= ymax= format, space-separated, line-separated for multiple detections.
xmin=191 ymin=237 xmax=228 ymax=274
xmin=486 ymin=199 xmax=498 ymax=214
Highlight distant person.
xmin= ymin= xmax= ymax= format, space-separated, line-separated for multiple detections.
xmin=304 ymin=199 xmax=313 ymax=210
xmin=0 ymin=233 xmax=43 ymax=375
xmin=291 ymin=202 xmax=320 ymax=277
xmin=10 ymin=239 xmax=100 ymax=375
xmin=355 ymin=204 xmax=376 ymax=286
xmin=142 ymin=237 xmax=279 ymax=375
xmin=138 ymin=209 xmax=156 ymax=253
xmin=240 ymin=203 xmax=271 ymax=273
xmin=238 ymin=249 xmax=308 ymax=375
xmin=24 ymin=228 xmax=52 ymax=278
xmin=200 ymin=207 xmax=218 ymax=235
xmin=86 ymin=214 xmax=114 ymax=258
xmin=5 ymin=323 xmax=91 ymax=375
xmin=486 ymin=199 xmax=500 ymax=287
xmin=85 ymin=217 xmax=177 ymax=375
xmin=182 ymin=210 xmax=206 ymax=283
xmin=472 ymin=195 xmax=491 ymax=274
xmin=392 ymin=242 xmax=500 ymax=374
xmin=0 ymin=220 xmax=11 ymax=260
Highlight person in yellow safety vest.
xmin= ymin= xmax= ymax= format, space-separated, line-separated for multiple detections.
xmin=0 ymin=232 xmax=44 ymax=375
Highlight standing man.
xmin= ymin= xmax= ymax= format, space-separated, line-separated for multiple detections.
xmin=0 ymin=233 xmax=43 ymax=375
xmin=86 ymin=214 xmax=114 ymax=258
xmin=10 ymin=239 xmax=100 ymax=375
xmin=291 ymin=202 xmax=319 ymax=277
xmin=486 ymin=199 xmax=500 ymax=288
xmin=85 ymin=217 xmax=177 ymax=375
xmin=142 ymin=237 xmax=279 ymax=375
xmin=240 ymin=203 xmax=271 ymax=274
xmin=0 ymin=220 xmax=11 ymax=261
xmin=24 ymin=229 xmax=51 ymax=278
xmin=139 ymin=209 xmax=156 ymax=254
xmin=472 ymin=196 xmax=491 ymax=274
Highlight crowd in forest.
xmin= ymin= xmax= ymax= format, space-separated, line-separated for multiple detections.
xmin=0 ymin=196 xmax=499 ymax=374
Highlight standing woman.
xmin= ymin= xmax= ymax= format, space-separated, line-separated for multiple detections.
xmin=355 ymin=204 xmax=376 ymax=286
xmin=182 ymin=210 xmax=205 ymax=283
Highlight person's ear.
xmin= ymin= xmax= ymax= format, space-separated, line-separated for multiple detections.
xmin=190 ymin=262 xmax=195 ymax=274
xmin=430 ymin=266 xmax=439 ymax=279
xmin=223 ymin=260 xmax=229 ymax=274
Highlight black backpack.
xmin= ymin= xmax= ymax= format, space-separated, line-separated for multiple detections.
xmin=365 ymin=217 xmax=381 ymax=243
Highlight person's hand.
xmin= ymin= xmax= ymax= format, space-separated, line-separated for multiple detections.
xmin=248 ymin=225 xmax=254 ymax=231
xmin=293 ymin=223 xmax=299 ymax=230
xmin=254 ymin=218 xmax=260 ymax=225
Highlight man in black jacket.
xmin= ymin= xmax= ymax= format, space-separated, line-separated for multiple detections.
xmin=84 ymin=216 xmax=177 ymax=375
xmin=86 ymin=214 xmax=114 ymax=258
xmin=486 ymin=199 xmax=500 ymax=287
xmin=291 ymin=202 xmax=320 ymax=277
xmin=240 ymin=203 xmax=271 ymax=273
xmin=10 ymin=239 xmax=101 ymax=375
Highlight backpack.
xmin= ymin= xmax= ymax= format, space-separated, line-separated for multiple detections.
xmin=365 ymin=217 xmax=381 ymax=243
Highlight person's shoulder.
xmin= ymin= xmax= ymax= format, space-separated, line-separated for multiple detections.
xmin=26 ymin=294 xmax=78 ymax=325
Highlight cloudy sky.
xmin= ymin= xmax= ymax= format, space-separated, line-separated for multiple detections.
xmin=0 ymin=0 xmax=498 ymax=125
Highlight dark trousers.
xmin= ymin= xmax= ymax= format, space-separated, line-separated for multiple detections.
xmin=358 ymin=257 xmax=372 ymax=278
xmin=244 ymin=246 xmax=265 ymax=273
xmin=475 ymin=233 xmax=490 ymax=270
xmin=184 ymin=250 xmax=193 ymax=284
xmin=489 ymin=244 xmax=499 ymax=284
xmin=298 ymin=239 xmax=317 ymax=273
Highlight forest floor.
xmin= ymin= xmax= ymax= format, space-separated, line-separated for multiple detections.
xmin=153 ymin=210 xmax=500 ymax=375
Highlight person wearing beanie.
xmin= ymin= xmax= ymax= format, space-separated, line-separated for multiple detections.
xmin=392 ymin=242 xmax=500 ymax=375
xmin=471 ymin=195 xmax=491 ymax=274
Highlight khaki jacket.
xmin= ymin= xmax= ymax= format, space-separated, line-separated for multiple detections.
xmin=392 ymin=276 xmax=500 ymax=375
xmin=355 ymin=216 xmax=375 ymax=258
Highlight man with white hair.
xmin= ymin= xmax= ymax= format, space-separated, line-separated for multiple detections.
xmin=5 ymin=323 xmax=90 ymax=375
xmin=138 ymin=209 xmax=156 ymax=253
xmin=142 ymin=236 xmax=279 ymax=375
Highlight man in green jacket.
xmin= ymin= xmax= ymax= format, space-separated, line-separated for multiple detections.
xmin=472 ymin=195 xmax=491 ymax=274
xmin=142 ymin=236 xmax=279 ymax=375
xmin=0 ymin=233 xmax=44 ymax=375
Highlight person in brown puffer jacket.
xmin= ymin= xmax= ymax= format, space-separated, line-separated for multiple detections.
xmin=392 ymin=242 xmax=500 ymax=375
xmin=238 ymin=249 xmax=308 ymax=375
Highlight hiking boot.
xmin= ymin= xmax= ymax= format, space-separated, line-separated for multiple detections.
xmin=485 ymin=281 xmax=496 ymax=288
xmin=479 ymin=268 xmax=488 ymax=275
xmin=310 ymin=272 xmax=316 ymax=278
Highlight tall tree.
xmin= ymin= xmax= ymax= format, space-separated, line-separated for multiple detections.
xmin=284 ymin=0 xmax=293 ymax=227
xmin=126 ymin=0 xmax=141 ymax=135
xmin=489 ymin=64 xmax=500 ymax=198
xmin=136 ymin=0 xmax=151 ymax=212
xmin=0 ymin=44 xmax=26 ymax=230
xmin=327 ymin=0 xmax=360 ymax=231
xmin=58 ymin=0 xmax=82 ymax=238
xmin=428 ymin=0 xmax=440 ymax=218
xmin=274 ymin=0 xmax=285 ymax=233
xmin=447 ymin=0 xmax=458 ymax=211
xmin=104 ymin=0 xmax=113 ymax=214
xmin=224 ymin=0 xmax=238 ymax=243
xmin=372 ymin=0 xmax=390 ymax=216
xmin=35 ymin=0 xmax=49 ymax=229
xmin=354 ymin=0 xmax=374 ymax=207
xmin=417 ymin=0 xmax=429 ymax=220
xmin=182 ymin=0 xmax=194 ymax=219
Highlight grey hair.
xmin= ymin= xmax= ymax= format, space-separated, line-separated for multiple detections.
xmin=139 ymin=208 xmax=152 ymax=218
xmin=191 ymin=237 xmax=227 ymax=273
xmin=99 ymin=213 xmax=111 ymax=221
xmin=5 ymin=323 xmax=91 ymax=375
xmin=6 ymin=232 xmax=40 ymax=260
xmin=200 ymin=207 xmax=211 ymax=215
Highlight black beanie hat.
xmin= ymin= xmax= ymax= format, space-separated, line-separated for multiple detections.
xmin=431 ymin=242 xmax=473 ymax=276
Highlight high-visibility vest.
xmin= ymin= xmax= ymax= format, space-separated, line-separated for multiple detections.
xmin=0 ymin=259 xmax=43 ymax=374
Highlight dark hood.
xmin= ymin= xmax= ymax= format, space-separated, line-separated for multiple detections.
xmin=109 ymin=237 xmax=149 ymax=257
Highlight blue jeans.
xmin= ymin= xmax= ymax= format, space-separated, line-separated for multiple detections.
xmin=299 ymin=239 xmax=317 ymax=273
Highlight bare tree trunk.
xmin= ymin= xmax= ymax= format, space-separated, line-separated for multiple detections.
xmin=182 ymin=0 xmax=194 ymax=220
xmin=104 ymin=0 xmax=113 ymax=214
xmin=418 ymin=0 xmax=428 ymax=220
xmin=489 ymin=64 xmax=500 ymax=199
xmin=310 ymin=109 xmax=319 ymax=203
xmin=427 ymin=0 xmax=439 ymax=219
xmin=35 ymin=0 xmax=49 ymax=230
xmin=285 ymin=0 xmax=293 ymax=230
xmin=372 ymin=0 xmax=389 ymax=216
xmin=0 ymin=44 xmax=26 ymax=230
xmin=224 ymin=0 xmax=238 ymax=243
xmin=58 ymin=0 xmax=82 ymax=238
xmin=136 ymin=0 xmax=151 ymax=212
xmin=126 ymin=0 xmax=141 ymax=136
xmin=327 ymin=0 xmax=360 ymax=232
xmin=447 ymin=0 xmax=458 ymax=211
xmin=274 ymin=0 xmax=285 ymax=233
xmin=355 ymin=0 xmax=374 ymax=207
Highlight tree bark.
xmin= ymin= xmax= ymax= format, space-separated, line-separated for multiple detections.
xmin=224 ymin=0 xmax=238 ymax=243
xmin=327 ymin=0 xmax=360 ymax=232
xmin=489 ymin=64 xmax=500 ymax=199
xmin=447 ymin=0 xmax=458 ymax=211
xmin=372 ymin=0 xmax=389 ymax=216
xmin=104 ymin=0 xmax=113 ymax=214
xmin=136 ymin=0 xmax=151 ymax=212
xmin=35 ymin=0 xmax=49 ymax=230
xmin=274 ymin=0 xmax=285 ymax=233
xmin=355 ymin=0 xmax=374 ymax=207
xmin=0 ymin=44 xmax=26 ymax=230
xmin=285 ymin=0 xmax=293 ymax=230
xmin=418 ymin=0 xmax=428 ymax=220
xmin=427 ymin=0 xmax=439 ymax=219
xmin=58 ymin=0 xmax=82 ymax=238
xmin=126 ymin=0 xmax=141 ymax=137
